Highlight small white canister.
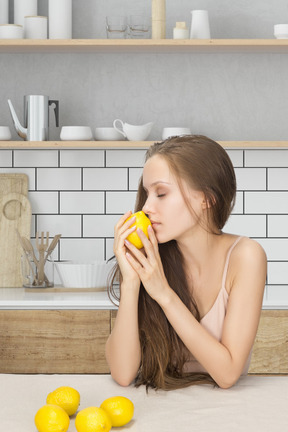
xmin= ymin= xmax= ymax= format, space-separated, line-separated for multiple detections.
xmin=0 ymin=0 xmax=9 ymax=25
xmin=173 ymin=22 xmax=189 ymax=39
xmin=24 ymin=16 xmax=48 ymax=39
xmin=14 ymin=0 xmax=37 ymax=26
xmin=48 ymin=0 xmax=72 ymax=39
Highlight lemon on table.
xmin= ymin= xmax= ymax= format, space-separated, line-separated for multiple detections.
xmin=75 ymin=407 xmax=112 ymax=432
xmin=35 ymin=404 xmax=70 ymax=432
xmin=126 ymin=210 xmax=151 ymax=249
xmin=46 ymin=386 xmax=80 ymax=416
xmin=100 ymin=396 xmax=134 ymax=427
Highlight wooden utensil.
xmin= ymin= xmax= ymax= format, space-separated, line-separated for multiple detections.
xmin=15 ymin=229 xmax=37 ymax=285
xmin=0 ymin=193 xmax=31 ymax=287
xmin=36 ymin=231 xmax=49 ymax=285
xmin=43 ymin=234 xmax=61 ymax=265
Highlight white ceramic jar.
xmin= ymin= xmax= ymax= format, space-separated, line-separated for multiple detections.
xmin=24 ymin=16 xmax=48 ymax=39
xmin=48 ymin=0 xmax=72 ymax=39
xmin=14 ymin=0 xmax=37 ymax=26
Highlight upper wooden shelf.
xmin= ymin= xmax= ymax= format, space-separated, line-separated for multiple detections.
xmin=1 ymin=141 xmax=288 ymax=149
xmin=1 ymin=39 xmax=288 ymax=54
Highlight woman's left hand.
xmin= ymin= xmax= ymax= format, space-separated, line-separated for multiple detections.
xmin=124 ymin=225 xmax=170 ymax=303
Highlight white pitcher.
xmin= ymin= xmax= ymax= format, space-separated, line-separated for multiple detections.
xmin=190 ymin=10 xmax=210 ymax=39
xmin=113 ymin=119 xmax=153 ymax=141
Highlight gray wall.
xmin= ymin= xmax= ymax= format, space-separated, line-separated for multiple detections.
xmin=1 ymin=0 xmax=288 ymax=141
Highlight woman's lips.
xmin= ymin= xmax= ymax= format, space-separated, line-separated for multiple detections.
xmin=150 ymin=221 xmax=160 ymax=228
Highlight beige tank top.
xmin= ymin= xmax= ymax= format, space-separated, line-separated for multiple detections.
xmin=183 ymin=236 xmax=251 ymax=375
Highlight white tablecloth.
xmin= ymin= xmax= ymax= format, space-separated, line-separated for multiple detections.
xmin=1 ymin=374 xmax=287 ymax=431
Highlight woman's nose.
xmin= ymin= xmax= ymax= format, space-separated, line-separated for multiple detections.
xmin=142 ymin=197 xmax=152 ymax=216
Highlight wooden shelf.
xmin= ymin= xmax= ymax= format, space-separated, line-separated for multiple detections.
xmin=1 ymin=39 xmax=288 ymax=54
xmin=1 ymin=141 xmax=288 ymax=149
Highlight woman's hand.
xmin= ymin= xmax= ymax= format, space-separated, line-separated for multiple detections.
xmin=124 ymin=225 xmax=170 ymax=303
xmin=114 ymin=211 xmax=141 ymax=287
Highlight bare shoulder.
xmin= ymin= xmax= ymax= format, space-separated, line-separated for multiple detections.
xmin=232 ymin=237 xmax=267 ymax=265
xmin=228 ymin=237 xmax=267 ymax=288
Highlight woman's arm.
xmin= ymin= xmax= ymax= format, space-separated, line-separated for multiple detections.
xmin=105 ymin=281 xmax=141 ymax=387
xmin=126 ymin=229 xmax=267 ymax=388
xmin=105 ymin=212 xmax=142 ymax=386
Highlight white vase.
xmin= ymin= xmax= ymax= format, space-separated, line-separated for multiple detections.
xmin=0 ymin=0 xmax=9 ymax=25
xmin=190 ymin=10 xmax=211 ymax=39
xmin=49 ymin=0 xmax=72 ymax=39
xmin=14 ymin=0 xmax=38 ymax=27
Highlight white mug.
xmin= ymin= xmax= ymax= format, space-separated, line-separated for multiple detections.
xmin=190 ymin=10 xmax=211 ymax=39
xmin=0 ymin=24 xmax=23 ymax=39
xmin=162 ymin=127 xmax=191 ymax=140
xmin=113 ymin=119 xmax=153 ymax=141
xmin=24 ymin=16 xmax=48 ymax=39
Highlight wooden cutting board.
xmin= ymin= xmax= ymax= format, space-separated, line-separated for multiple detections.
xmin=0 ymin=193 xmax=31 ymax=287
xmin=0 ymin=174 xmax=28 ymax=220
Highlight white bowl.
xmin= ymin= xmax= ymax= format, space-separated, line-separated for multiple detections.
xmin=94 ymin=127 xmax=125 ymax=141
xmin=60 ymin=126 xmax=93 ymax=141
xmin=55 ymin=260 xmax=115 ymax=289
xmin=0 ymin=24 xmax=23 ymax=39
xmin=0 ymin=126 xmax=12 ymax=141
xmin=274 ymin=24 xmax=288 ymax=39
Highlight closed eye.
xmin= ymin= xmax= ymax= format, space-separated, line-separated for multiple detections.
xmin=157 ymin=194 xmax=166 ymax=198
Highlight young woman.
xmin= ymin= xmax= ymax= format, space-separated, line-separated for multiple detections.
xmin=106 ymin=135 xmax=267 ymax=390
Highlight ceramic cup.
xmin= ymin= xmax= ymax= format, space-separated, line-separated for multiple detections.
xmin=113 ymin=119 xmax=153 ymax=141
xmin=24 ymin=16 xmax=48 ymax=39
xmin=94 ymin=127 xmax=125 ymax=141
xmin=0 ymin=24 xmax=23 ymax=39
xmin=60 ymin=126 xmax=93 ymax=141
xmin=0 ymin=126 xmax=12 ymax=140
xmin=274 ymin=24 xmax=288 ymax=39
xmin=162 ymin=127 xmax=191 ymax=140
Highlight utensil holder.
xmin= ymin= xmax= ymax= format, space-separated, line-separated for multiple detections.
xmin=22 ymin=254 xmax=54 ymax=288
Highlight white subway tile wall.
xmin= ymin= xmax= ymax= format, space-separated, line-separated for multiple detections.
xmin=1 ymin=147 xmax=288 ymax=306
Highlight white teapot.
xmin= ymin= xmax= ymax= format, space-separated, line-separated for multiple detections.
xmin=113 ymin=119 xmax=153 ymax=141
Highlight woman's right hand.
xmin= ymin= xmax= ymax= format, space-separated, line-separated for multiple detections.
xmin=113 ymin=211 xmax=141 ymax=286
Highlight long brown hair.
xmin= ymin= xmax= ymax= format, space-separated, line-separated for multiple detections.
xmin=108 ymin=135 xmax=236 ymax=390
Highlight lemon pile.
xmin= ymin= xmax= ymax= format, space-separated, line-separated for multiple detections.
xmin=34 ymin=386 xmax=134 ymax=432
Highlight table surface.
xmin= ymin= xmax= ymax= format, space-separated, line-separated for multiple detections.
xmin=0 ymin=287 xmax=117 ymax=310
xmin=1 ymin=374 xmax=287 ymax=431
xmin=0 ymin=287 xmax=287 ymax=310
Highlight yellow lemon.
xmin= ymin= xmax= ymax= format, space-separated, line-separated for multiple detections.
xmin=46 ymin=386 xmax=80 ymax=416
xmin=75 ymin=407 xmax=112 ymax=432
xmin=126 ymin=211 xmax=151 ymax=249
xmin=100 ymin=396 xmax=134 ymax=427
xmin=35 ymin=404 xmax=70 ymax=432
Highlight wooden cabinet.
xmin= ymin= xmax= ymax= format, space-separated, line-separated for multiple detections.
xmin=0 ymin=309 xmax=287 ymax=374
xmin=0 ymin=310 xmax=111 ymax=374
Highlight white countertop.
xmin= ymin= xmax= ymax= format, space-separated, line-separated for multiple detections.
xmin=1 ymin=374 xmax=288 ymax=432
xmin=0 ymin=287 xmax=117 ymax=310
xmin=0 ymin=287 xmax=287 ymax=310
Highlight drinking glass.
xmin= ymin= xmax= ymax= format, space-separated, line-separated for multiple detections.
xmin=106 ymin=16 xmax=127 ymax=39
xmin=129 ymin=15 xmax=151 ymax=39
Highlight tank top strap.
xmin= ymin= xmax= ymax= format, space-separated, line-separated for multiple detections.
xmin=221 ymin=236 xmax=243 ymax=290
